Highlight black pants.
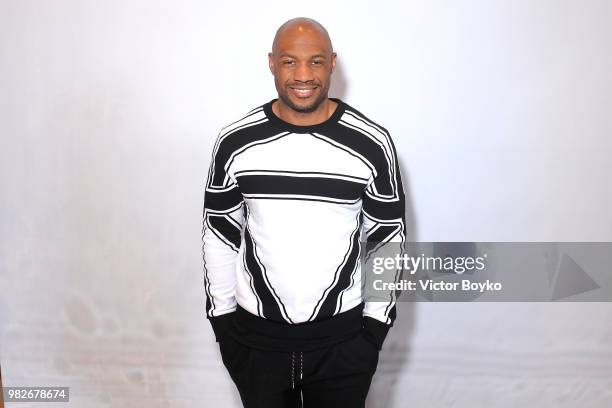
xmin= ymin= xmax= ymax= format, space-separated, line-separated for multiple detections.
xmin=219 ymin=331 xmax=379 ymax=408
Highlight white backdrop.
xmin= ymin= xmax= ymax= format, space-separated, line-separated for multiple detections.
xmin=1 ymin=0 xmax=611 ymax=407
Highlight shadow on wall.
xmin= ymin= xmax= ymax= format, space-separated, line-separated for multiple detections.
xmin=1 ymin=365 xmax=4 ymax=408
xmin=331 ymin=62 xmax=420 ymax=408
xmin=330 ymin=58 xmax=348 ymax=99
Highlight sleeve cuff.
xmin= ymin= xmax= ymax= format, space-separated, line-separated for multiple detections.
xmin=361 ymin=316 xmax=391 ymax=350
xmin=208 ymin=312 xmax=236 ymax=342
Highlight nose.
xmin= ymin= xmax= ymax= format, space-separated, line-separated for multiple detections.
xmin=294 ymin=61 xmax=314 ymax=82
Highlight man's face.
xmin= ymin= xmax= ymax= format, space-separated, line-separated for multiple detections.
xmin=268 ymin=28 xmax=336 ymax=113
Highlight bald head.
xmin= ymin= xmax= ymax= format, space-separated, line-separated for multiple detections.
xmin=271 ymin=17 xmax=333 ymax=56
xmin=268 ymin=17 xmax=337 ymax=116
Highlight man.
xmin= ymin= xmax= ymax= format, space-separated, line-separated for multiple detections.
xmin=202 ymin=17 xmax=405 ymax=408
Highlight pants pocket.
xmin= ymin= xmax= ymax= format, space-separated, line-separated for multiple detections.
xmin=331 ymin=331 xmax=380 ymax=376
xmin=354 ymin=331 xmax=380 ymax=371
xmin=219 ymin=335 xmax=252 ymax=380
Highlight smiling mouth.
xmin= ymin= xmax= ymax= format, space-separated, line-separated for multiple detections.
xmin=289 ymin=86 xmax=317 ymax=99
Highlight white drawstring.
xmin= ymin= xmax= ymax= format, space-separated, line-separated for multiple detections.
xmin=291 ymin=351 xmax=304 ymax=390
xmin=291 ymin=351 xmax=295 ymax=389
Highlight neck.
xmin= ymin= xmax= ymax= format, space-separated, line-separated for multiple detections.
xmin=273 ymin=98 xmax=338 ymax=126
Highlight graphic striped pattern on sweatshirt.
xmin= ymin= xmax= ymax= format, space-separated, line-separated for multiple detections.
xmin=202 ymin=98 xmax=406 ymax=327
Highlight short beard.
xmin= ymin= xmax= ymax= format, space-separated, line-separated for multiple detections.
xmin=278 ymin=86 xmax=327 ymax=114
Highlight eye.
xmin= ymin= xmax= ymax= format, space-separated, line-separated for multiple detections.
xmin=282 ymin=60 xmax=295 ymax=65
xmin=312 ymin=60 xmax=323 ymax=65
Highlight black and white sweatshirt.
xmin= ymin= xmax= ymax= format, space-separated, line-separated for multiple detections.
xmin=202 ymin=97 xmax=406 ymax=351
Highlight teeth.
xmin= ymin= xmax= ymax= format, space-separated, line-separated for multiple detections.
xmin=293 ymin=88 xmax=313 ymax=95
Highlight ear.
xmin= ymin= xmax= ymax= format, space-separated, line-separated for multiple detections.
xmin=330 ymin=52 xmax=337 ymax=73
xmin=268 ymin=52 xmax=275 ymax=75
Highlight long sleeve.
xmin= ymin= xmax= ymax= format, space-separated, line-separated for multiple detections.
xmin=202 ymin=137 xmax=245 ymax=342
xmin=360 ymin=132 xmax=406 ymax=349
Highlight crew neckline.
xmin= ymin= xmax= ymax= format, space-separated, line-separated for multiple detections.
xmin=263 ymin=97 xmax=345 ymax=134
